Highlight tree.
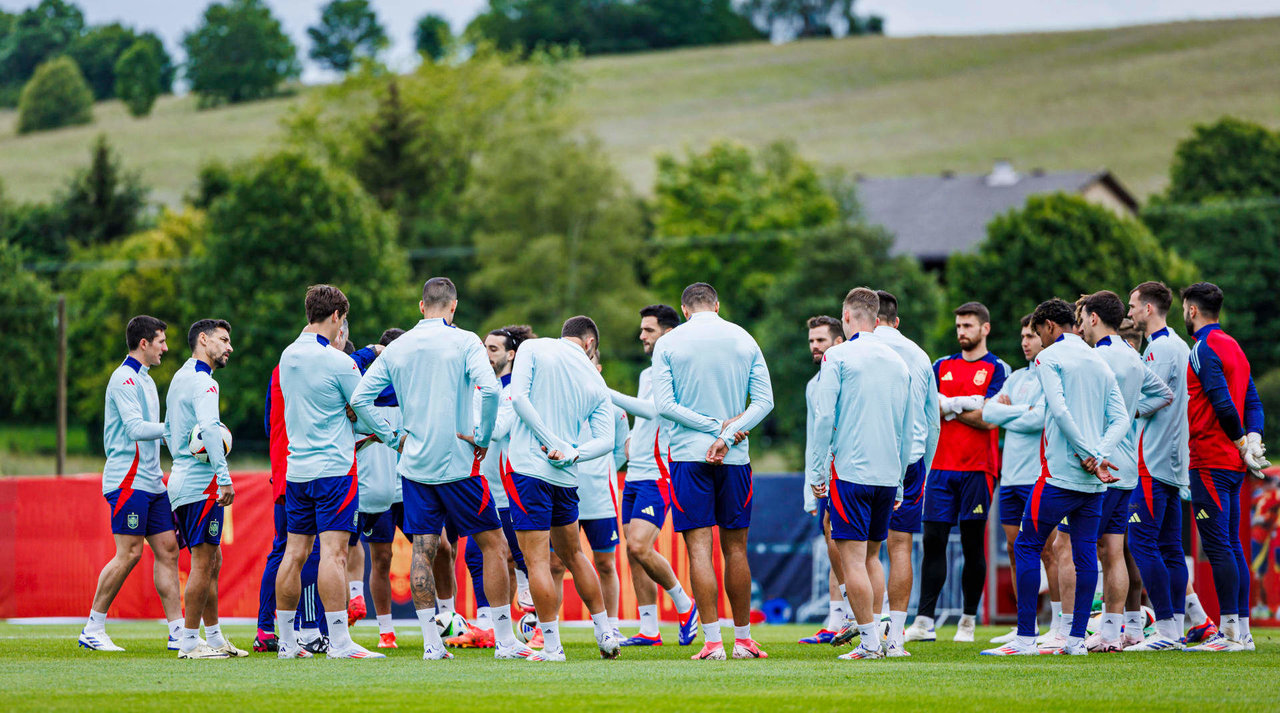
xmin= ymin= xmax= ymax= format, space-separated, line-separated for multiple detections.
xmin=307 ymin=0 xmax=388 ymax=73
xmin=136 ymin=32 xmax=176 ymax=93
xmin=56 ymin=134 xmax=150 ymax=245
xmin=946 ymin=193 xmax=1196 ymax=363
xmin=1165 ymin=117 xmax=1280 ymax=204
xmin=414 ymin=13 xmax=451 ymax=61
xmin=182 ymin=0 xmax=301 ymax=107
xmin=114 ymin=39 xmax=162 ymax=117
xmin=0 ymin=0 xmax=85 ymax=105
xmin=67 ymin=22 xmax=137 ymax=100
xmin=17 ymin=55 xmax=93 ymax=133
xmin=0 ymin=238 xmax=57 ymax=420
xmin=741 ymin=0 xmax=884 ymax=38
xmin=192 ymin=151 xmax=414 ymax=432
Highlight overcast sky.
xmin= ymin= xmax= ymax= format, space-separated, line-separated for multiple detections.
xmin=2 ymin=0 xmax=1277 ymax=82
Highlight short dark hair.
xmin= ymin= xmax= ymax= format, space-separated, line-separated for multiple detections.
xmin=305 ymin=284 xmax=349 ymax=324
xmin=1131 ymin=281 xmax=1173 ymax=315
xmin=422 ymin=276 xmax=457 ymax=308
xmin=1030 ymin=299 xmax=1076 ymax=329
xmin=681 ymin=282 xmax=717 ymax=309
xmin=876 ymin=290 xmax=898 ymax=323
xmin=1020 ymin=312 xmax=1034 ymax=329
xmin=843 ymin=287 xmax=879 ymax=322
xmin=489 ymin=324 xmax=536 ymax=352
xmin=807 ymin=315 xmax=842 ymax=341
xmin=640 ymin=304 xmax=680 ymax=330
xmin=1181 ymin=282 xmax=1223 ymax=318
xmin=126 ymin=315 xmax=167 ymax=351
xmin=1082 ymin=290 xmax=1125 ymax=330
xmin=954 ymin=301 xmax=990 ymax=324
xmin=342 ymin=339 xmax=356 ymax=355
xmin=561 ymin=315 xmax=599 ymax=341
xmin=379 ymin=328 xmax=405 ymax=346
xmin=187 ymin=318 xmax=231 ymax=350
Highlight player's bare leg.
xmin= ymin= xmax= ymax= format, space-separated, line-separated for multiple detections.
xmin=369 ymin=542 xmax=393 ymax=618
xmin=683 ymin=526 xmax=727 ymax=658
xmin=90 ymin=534 xmax=143 ymax=614
xmin=409 ymin=532 xmax=451 ymax=658
xmin=275 ymin=533 xmax=315 ymax=656
xmin=835 ymin=538 xmax=883 ymax=658
xmin=433 ymin=533 xmax=456 ymax=607
xmin=346 ymin=539 xmax=365 ymax=619
xmin=176 ymin=542 xmax=223 ymax=657
xmin=147 ymin=531 xmax=183 ymax=624
xmin=867 ymin=544 xmax=886 ymax=627
xmin=720 ymin=527 xmax=764 ymax=658
xmin=593 ymin=549 xmax=620 ymax=620
xmin=626 ymin=524 xmax=662 ymax=608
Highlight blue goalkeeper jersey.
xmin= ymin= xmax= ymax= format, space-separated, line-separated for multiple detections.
xmin=102 ymin=356 xmax=166 ymax=495
xmin=166 ymin=358 xmax=231 ymax=508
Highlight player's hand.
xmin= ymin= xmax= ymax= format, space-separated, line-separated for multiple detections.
xmin=457 ymin=432 xmax=476 ymax=446
xmin=1092 ymin=459 xmax=1119 ymax=484
xmin=345 ymin=405 xmax=357 ymax=423
xmin=216 ymin=483 xmax=235 ymax=506
xmin=996 ymin=394 xmax=1012 ymax=406
xmin=733 ymin=430 xmax=749 ymax=445
xmin=811 ymin=481 xmax=828 ymax=499
xmin=706 ymin=438 xmax=729 ymax=464
xmin=372 ymin=344 xmax=385 ymax=355
xmin=1246 ymin=433 xmax=1271 ymax=471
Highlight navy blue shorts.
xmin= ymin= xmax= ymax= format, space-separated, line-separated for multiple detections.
xmin=508 ymin=473 xmax=579 ymax=531
xmin=173 ymin=501 xmax=224 ymax=549
xmin=402 ymin=477 xmax=500 ymax=538
xmin=669 ymin=461 xmax=752 ymax=532
xmin=349 ymin=509 xmax=397 ymax=546
xmin=580 ymin=517 xmax=619 ymax=552
xmin=999 ymin=484 xmax=1034 ymax=527
xmin=104 ymin=488 xmax=174 ymax=537
xmin=816 ymin=495 xmax=830 ymax=525
xmin=924 ymin=468 xmax=993 ymax=524
xmin=890 ymin=459 xmax=927 ymax=534
xmin=1059 ymin=486 xmax=1130 ymax=536
xmin=286 ymin=475 xmax=359 ymax=536
xmin=621 ymin=479 xmax=669 ymax=529
xmin=829 ymin=480 xmax=896 ymax=542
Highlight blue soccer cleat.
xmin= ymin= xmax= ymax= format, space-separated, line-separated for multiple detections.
xmin=677 ymin=603 xmax=700 ymax=646
xmin=799 ymin=629 xmax=836 ymax=644
xmin=1181 ymin=620 xmax=1218 ymax=645
xmin=620 ymin=633 xmax=663 ymax=646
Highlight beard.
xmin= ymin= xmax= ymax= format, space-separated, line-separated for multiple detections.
xmin=214 ymin=352 xmax=229 ymax=369
xmin=811 ymin=351 xmax=822 ymax=364
xmin=1185 ymin=319 xmax=1197 ymax=337
xmin=957 ymin=336 xmax=976 ymax=350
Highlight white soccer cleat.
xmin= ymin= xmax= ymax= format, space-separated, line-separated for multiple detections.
xmin=1239 ymin=634 xmax=1256 ymax=652
xmin=528 ymin=647 xmax=567 ymax=662
xmin=1058 ymin=639 xmax=1088 ymax=656
xmin=495 ymin=642 xmax=535 ymax=660
xmin=78 ymin=629 xmax=125 ymax=652
xmin=979 ymin=640 xmax=1038 ymax=656
xmin=1084 ymin=633 xmax=1123 ymax=653
xmin=904 ymin=619 xmax=936 ymax=642
xmin=1187 ymin=633 xmax=1245 ymax=652
xmin=327 ymin=643 xmax=386 ymax=659
xmin=1122 ymin=636 xmax=1184 ymax=652
xmin=178 ymin=644 xmax=230 ymax=659
xmin=884 ymin=641 xmax=911 ymax=657
xmin=1036 ymin=632 xmax=1068 ymax=654
xmin=1122 ymin=629 xmax=1145 ymax=647
xmin=837 ymin=643 xmax=885 ymax=660
xmin=953 ymin=616 xmax=976 ymax=643
xmin=422 ymin=645 xmax=454 ymax=660
xmin=989 ymin=627 xmax=1019 ymax=644
xmin=210 ymin=640 xmax=249 ymax=658
xmin=597 ymin=630 xmax=622 ymax=659
xmin=277 ymin=643 xmax=313 ymax=659
xmin=517 ymin=588 xmax=535 ymax=612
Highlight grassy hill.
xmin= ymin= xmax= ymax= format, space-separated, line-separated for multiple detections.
xmin=1 ymin=17 xmax=1278 ymax=206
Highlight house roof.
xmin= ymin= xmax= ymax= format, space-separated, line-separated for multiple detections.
xmin=856 ymin=169 xmax=1137 ymax=263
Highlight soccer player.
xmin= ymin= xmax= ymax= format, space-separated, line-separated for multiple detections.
xmin=79 ymin=316 xmax=184 ymax=653
xmin=808 ymin=288 xmax=916 ymax=660
xmin=653 ymin=283 xmax=774 ymax=660
xmin=505 ymin=315 xmax=622 ymax=661
xmin=982 ymin=314 xmax=1062 ymax=646
xmin=166 ymin=318 xmax=243 ymax=659
xmin=610 ymin=305 xmax=700 ymax=647
xmin=981 ymin=298 xmax=1129 ymax=657
xmin=1123 ymin=281 xmax=1194 ymax=651
xmin=274 ymin=285 xmax=386 ymax=660
xmin=800 ymin=315 xmax=849 ymax=645
xmin=351 ymin=277 xmax=531 ymax=661
xmin=871 ymin=291 xmax=940 ymax=654
xmin=1181 ymin=282 xmax=1268 ymax=652
xmin=908 ymin=302 xmax=1009 ymax=643
xmin=1071 ymin=290 xmax=1175 ymax=652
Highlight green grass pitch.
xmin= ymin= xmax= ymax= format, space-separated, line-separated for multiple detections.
xmin=2 ymin=623 xmax=1276 ymax=712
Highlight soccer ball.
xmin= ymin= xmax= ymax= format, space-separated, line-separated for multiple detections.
xmin=1085 ymin=606 xmax=1157 ymax=637
xmin=189 ymin=422 xmax=233 ymax=463
xmin=515 ymin=612 xmax=539 ymax=644
xmin=434 ymin=611 xmax=469 ymax=638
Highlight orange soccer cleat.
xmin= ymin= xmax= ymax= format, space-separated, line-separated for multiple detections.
xmin=528 ymin=627 xmax=544 ymax=649
xmin=445 ymin=623 xmax=496 ymax=649
xmin=378 ymin=632 xmax=398 ymax=649
xmin=347 ymin=595 xmax=367 ymax=622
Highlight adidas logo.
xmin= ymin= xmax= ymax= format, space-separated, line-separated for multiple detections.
xmin=641 ymin=506 xmax=654 ymax=516
xmin=611 ymin=531 xmax=619 ymax=541
xmin=941 ymin=373 xmax=954 ymax=382
xmin=1196 ymin=509 xmax=1209 ymax=520
xmin=1129 ymin=513 xmax=1141 ymax=524
xmin=497 ymin=614 xmax=509 ymax=621
xmin=972 ymin=504 xmax=983 ymax=515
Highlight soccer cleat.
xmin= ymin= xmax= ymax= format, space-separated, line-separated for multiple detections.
xmin=884 ymin=641 xmax=912 ymax=657
xmin=168 ymin=635 xmax=181 ymax=651
xmin=78 ymin=629 xmax=125 ymax=652
xmin=690 ymin=641 xmax=727 ymax=660
xmin=837 ymin=643 xmax=884 ymax=660
xmin=621 ymin=633 xmax=663 ymax=646
xmin=597 ymin=630 xmax=622 ymax=659
xmin=211 ymin=640 xmax=250 ymax=657
xmin=178 ymin=644 xmax=230 ymax=659
xmin=904 ymin=619 xmax=936 ymax=642
xmin=445 ymin=623 xmax=495 ymax=649
xmin=1239 ymin=634 xmax=1256 ymax=652
xmin=954 ymin=616 xmax=976 ymax=643
xmin=678 ymin=603 xmax=700 ymax=646
xmin=253 ymin=630 xmax=278 ymax=653
xmin=327 ymin=643 xmax=386 ymax=659
xmin=1058 ymin=640 xmax=1088 ymax=656
xmin=731 ymin=638 xmax=768 ymax=659
xmin=422 ymin=645 xmax=455 ymax=660
xmin=517 ymin=588 xmax=536 ymax=614
xmin=347 ymin=595 xmax=367 ymax=622
xmin=378 ymin=632 xmax=398 ymax=649
xmin=495 ymin=642 xmax=536 ymax=659
xmin=527 ymin=647 xmax=567 ymax=662
xmin=1123 ymin=636 xmax=1184 ymax=652
xmin=1036 ymin=632 xmax=1068 ymax=654
xmin=799 ymin=629 xmax=837 ymax=644
xmin=989 ymin=628 xmax=1020 ymax=644
xmin=528 ymin=627 xmax=544 ymax=649
xmin=1186 ymin=633 xmax=1245 ymax=652
xmin=1085 ymin=633 xmax=1123 ymax=652
xmin=831 ymin=621 xmax=860 ymax=647
xmin=1122 ymin=629 xmax=1145 ymax=647
xmin=980 ymin=640 xmax=1038 ymax=656
xmin=1181 ymin=620 xmax=1218 ymax=645
xmin=277 ymin=643 xmax=313 ymax=659
xmin=301 ymin=635 xmax=329 ymax=655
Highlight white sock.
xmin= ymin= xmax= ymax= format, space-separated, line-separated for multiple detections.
xmin=1068 ymin=635 xmax=1085 ymax=648
xmin=475 ymin=606 xmax=493 ymax=630
xmin=1239 ymin=617 xmax=1251 ymax=638
xmin=167 ymin=619 xmax=182 ymax=638
xmin=881 ymin=591 xmax=891 ymax=619
xmin=1059 ymin=611 xmax=1072 ymax=635
xmin=491 ymin=605 xmax=517 ymax=647
xmin=590 ymin=611 xmax=610 ymax=639
xmin=610 ymin=616 xmax=620 ymax=631
xmin=1049 ymin=601 xmax=1063 ymax=635
xmin=959 ymin=613 xmax=976 ymax=627
xmin=438 ymin=597 xmax=455 ymax=614
xmin=377 ymin=614 xmax=394 ymax=634
xmin=277 ymin=610 xmax=297 ymax=648
xmin=638 ymin=605 xmax=660 ymax=636
xmin=889 ymin=611 xmax=907 ymax=645
xmin=1222 ymin=613 xmax=1239 ymax=638
xmin=1157 ymin=618 xmax=1177 ymax=640
xmin=1100 ymin=613 xmax=1121 ymax=641
xmin=666 ymin=583 xmax=693 ymax=613
xmin=327 ymin=611 xmax=354 ymax=650
xmin=349 ymin=581 xmax=364 ymax=599
xmin=915 ymin=615 xmax=934 ymax=630
xmin=1017 ymin=634 xmax=1037 ymax=647
xmin=1186 ymin=593 xmax=1208 ymax=626
xmin=180 ymin=627 xmax=200 ymax=653
xmin=299 ymin=627 xmax=320 ymax=642
xmin=515 ymin=570 xmax=529 ymax=591
xmin=1175 ymin=613 xmax=1185 ymax=633
xmin=734 ymin=624 xmax=750 ymax=641
xmin=541 ymin=620 xmax=563 ymax=652
xmin=416 ymin=607 xmax=443 ymax=650
xmin=1124 ymin=610 xmax=1143 ymax=635
xmin=703 ymin=620 xmax=722 ymax=644
xmin=828 ymin=600 xmax=846 ymax=629
xmin=86 ymin=610 xmax=107 ymax=633
xmin=858 ymin=621 xmax=880 ymax=649
xmin=839 ymin=584 xmax=851 ymax=611
xmin=204 ymin=623 xmax=226 ymax=648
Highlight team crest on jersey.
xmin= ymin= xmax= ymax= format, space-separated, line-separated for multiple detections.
xmin=974 ymin=369 xmax=988 ymax=386
xmin=941 ymin=372 xmax=954 ymax=382
xmin=127 ymin=512 xmax=139 ymax=530
xmin=208 ymin=518 xmax=220 ymax=537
